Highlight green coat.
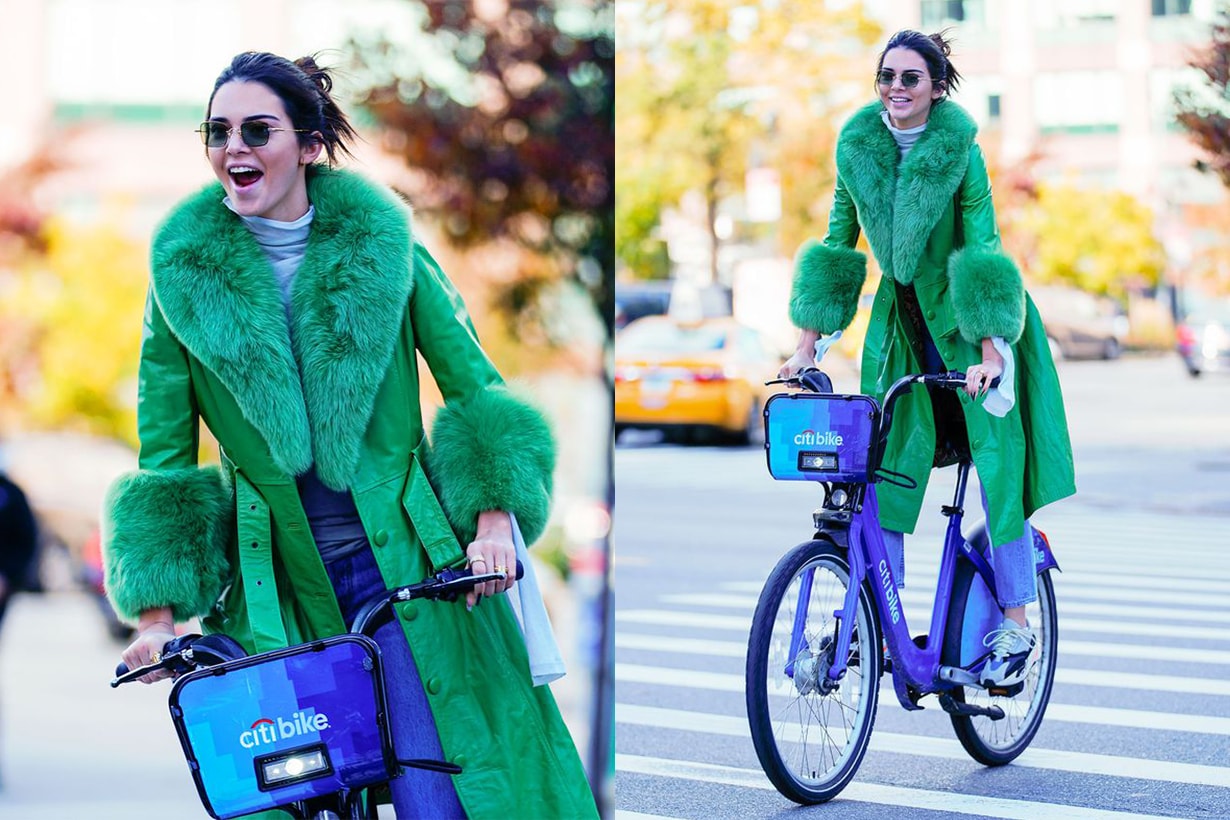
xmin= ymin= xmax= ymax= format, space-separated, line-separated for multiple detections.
xmin=789 ymin=101 xmax=1075 ymax=546
xmin=103 ymin=167 xmax=597 ymax=818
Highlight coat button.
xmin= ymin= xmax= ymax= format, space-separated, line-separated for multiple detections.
xmin=453 ymin=754 xmax=468 ymax=768
xmin=373 ymin=529 xmax=389 ymax=547
xmin=427 ymin=677 xmax=442 ymax=695
xmin=401 ymin=605 xmax=417 ymax=621
xmin=927 ymin=310 xmax=936 ymax=320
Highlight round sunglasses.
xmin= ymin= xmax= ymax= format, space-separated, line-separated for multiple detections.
xmin=875 ymin=69 xmax=930 ymax=89
xmin=198 ymin=121 xmax=309 ymax=148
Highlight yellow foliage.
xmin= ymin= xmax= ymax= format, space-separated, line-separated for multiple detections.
xmin=0 ymin=217 xmax=146 ymax=445
xmin=1019 ymin=182 xmax=1166 ymax=298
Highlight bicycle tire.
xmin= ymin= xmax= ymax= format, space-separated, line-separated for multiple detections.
xmin=745 ymin=538 xmax=881 ymax=804
xmin=943 ymin=529 xmax=1058 ymax=766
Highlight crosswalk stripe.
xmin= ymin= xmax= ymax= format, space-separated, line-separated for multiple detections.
xmin=614 ymin=633 xmax=1230 ymax=694
xmin=616 ymin=608 xmax=1230 ymax=642
xmin=723 ymin=579 xmax=1230 ymax=610
xmin=614 ymin=813 xmax=682 ymax=820
xmin=617 ymin=703 xmax=1230 ymax=788
xmin=659 ymin=592 xmax=1230 ymax=624
xmin=616 ymin=754 xmax=1176 ymax=819
xmin=616 ymin=663 xmax=1230 ymax=735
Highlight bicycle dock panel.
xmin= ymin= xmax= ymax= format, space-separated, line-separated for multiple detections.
xmin=764 ymin=392 xmax=879 ymax=483
xmin=168 ymin=634 xmax=396 ymax=819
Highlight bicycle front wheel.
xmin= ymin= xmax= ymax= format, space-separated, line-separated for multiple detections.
xmin=944 ymin=545 xmax=1058 ymax=766
xmin=745 ymin=539 xmax=881 ymax=804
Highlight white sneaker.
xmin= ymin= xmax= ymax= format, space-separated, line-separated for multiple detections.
xmin=978 ymin=618 xmax=1038 ymax=689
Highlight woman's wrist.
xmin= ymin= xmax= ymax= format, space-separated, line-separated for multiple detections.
xmin=796 ymin=329 xmax=821 ymax=356
xmin=475 ymin=510 xmax=512 ymax=540
xmin=137 ymin=607 xmax=175 ymax=634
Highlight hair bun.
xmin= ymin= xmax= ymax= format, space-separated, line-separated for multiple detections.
xmin=294 ymin=55 xmax=332 ymax=93
xmin=929 ymin=29 xmax=954 ymax=57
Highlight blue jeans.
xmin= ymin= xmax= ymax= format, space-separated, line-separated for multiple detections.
xmin=325 ymin=547 xmax=466 ymax=819
xmin=881 ymin=484 xmax=1037 ymax=609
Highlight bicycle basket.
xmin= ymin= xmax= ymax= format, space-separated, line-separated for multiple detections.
xmin=764 ymin=392 xmax=879 ymax=483
xmin=168 ymin=634 xmax=396 ymax=820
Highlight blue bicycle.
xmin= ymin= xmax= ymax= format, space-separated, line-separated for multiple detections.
xmin=745 ymin=369 xmax=1059 ymax=804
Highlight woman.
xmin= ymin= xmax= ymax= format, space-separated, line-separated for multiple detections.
xmin=780 ymin=30 xmax=1075 ymax=688
xmin=104 ymin=52 xmax=597 ymax=818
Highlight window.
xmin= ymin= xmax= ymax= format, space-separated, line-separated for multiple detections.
xmin=988 ymin=94 xmax=1001 ymax=120
xmin=920 ymin=0 xmax=985 ymax=28
xmin=1034 ymin=71 xmax=1122 ymax=132
xmin=1152 ymin=0 xmax=1192 ymax=15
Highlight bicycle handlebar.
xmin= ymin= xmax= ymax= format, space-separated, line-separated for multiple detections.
xmin=111 ymin=561 xmax=524 ymax=687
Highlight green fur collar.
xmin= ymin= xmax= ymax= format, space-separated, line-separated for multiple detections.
xmin=835 ymin=100 xmax=977 ymax=284
xmin=150 ymin=167 xmax=414 ymax=489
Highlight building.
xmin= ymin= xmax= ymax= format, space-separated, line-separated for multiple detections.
xmin=882 ymin=0 xmax=1225 ymax=271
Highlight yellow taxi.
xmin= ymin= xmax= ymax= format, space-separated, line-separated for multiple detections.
xmin=614 ymin=316 xmax=783 ymax=444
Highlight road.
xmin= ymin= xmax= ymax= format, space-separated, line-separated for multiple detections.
xmin=614 ymin=354 xmax=1230 ymax=819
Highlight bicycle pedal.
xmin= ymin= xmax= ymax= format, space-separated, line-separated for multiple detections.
xmin=986 ymin=682 xmax=1025 ymax=698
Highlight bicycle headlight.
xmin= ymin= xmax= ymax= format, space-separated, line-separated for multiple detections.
xmin=798 ymin=451 xmax=838 ymax=472
xmin=256 ymin=744 xmax=331 ymax=790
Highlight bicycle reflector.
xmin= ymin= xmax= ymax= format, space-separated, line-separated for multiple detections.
xmin=256 ymin=744 xmax=332 ymax=790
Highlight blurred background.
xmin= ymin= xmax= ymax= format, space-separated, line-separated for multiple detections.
xmin=615 ymin=0 xmax=1230 ymax=412
xmin=0 ymin=1 xmax=613 ymax=817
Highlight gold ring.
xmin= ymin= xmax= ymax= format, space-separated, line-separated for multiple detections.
xmin=469 ymin=557 xmax=487 ymax=566
xmin=494 ymin=565 xmax=509 ymax=575
xmin=150 ymin=651 xmax=162 ymax=664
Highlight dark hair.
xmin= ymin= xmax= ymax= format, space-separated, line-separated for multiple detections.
xmin=877 ymin=29 xmax=962 ymax=101
xmin=207 ymin=52 xmax=358 ymax=165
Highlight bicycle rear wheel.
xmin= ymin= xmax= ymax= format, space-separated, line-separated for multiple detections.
xmin=943 ymin=533 xmax=1058 ymax=765
xmin=745 ymin=539 xmax=881 ymax=804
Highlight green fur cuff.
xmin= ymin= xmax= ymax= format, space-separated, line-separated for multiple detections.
xmin=789 ymin=241 xmax=868 ymax=334
xmin=427 ymin=387 xmax=556 ymax=546
xmin=947 ymin=248 xmax=1026 ymax=344
xmin=102 ymin=467 xmax=234 ymax=623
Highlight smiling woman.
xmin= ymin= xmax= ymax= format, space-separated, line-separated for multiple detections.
xmin=101 ymin=50 xmax=597 ymax=820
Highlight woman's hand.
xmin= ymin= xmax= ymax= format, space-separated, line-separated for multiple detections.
xmin=778 ymin=329 xmax=821 ymax=380
xmin=120 ymin=607 xmax=177 ymax=684
xmin=464 ymin=511 xmax=517 ymax=611
xmin=964 ymin=340 xmax=1005 ymax=398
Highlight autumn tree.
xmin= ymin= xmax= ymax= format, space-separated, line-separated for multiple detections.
xmin=348 ymin=0 xmax=614 ymax=339
xmin=1174 ymin=3 xmax=1230 ymax=187
xmin=1020 ymin=183 xmax=1166 ymax=298
xmin=615 ymin=0 xmax=881 ymax=281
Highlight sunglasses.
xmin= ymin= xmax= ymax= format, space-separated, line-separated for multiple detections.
xmin=875 ymin=69 xmax=929 ymax=89
xmin=198 ymin=121 xmax=309 ymax=148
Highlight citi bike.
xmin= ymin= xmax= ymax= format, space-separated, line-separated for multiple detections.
xmin=112 ymin=562 xmax=520 ymax=820
xmin=745 ymin=369 xmax=1059 ymax=804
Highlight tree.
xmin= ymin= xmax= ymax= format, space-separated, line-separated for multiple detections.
xmin=615 ymin=0 xmax=881 ymax=281
xmin=1174 ymin=3 xmax=1230 ymax=188
xmin=1020 ymin=183 xmax=1166 ymax=298
xmin=348 ymin=0 xmax=614 ymax=340
xmin=0 ymin=217 xmax=146 ymax=445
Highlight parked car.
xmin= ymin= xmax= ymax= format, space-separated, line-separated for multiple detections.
xmin=1175 ymin=290 xmax=1230 ymax=377
xmin=614 ymin=316 xmax=783 ymax=445
xmin=614 ymin=280 xmax=673 ymax=331
xmin=1029 ymin=285 xmax=1127 ymax=361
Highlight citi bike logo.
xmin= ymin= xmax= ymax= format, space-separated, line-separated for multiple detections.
xmin=794 ymin=429 xmax=844 ymax=446
xmin=239 ymin=710 xmax=331 ymax=749
xmin=878 ymin=560 xmax=901 ymax=624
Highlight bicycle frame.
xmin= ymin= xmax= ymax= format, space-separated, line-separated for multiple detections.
xmin=827 ymin=463 xmax=988 ymax=708
xmin=783 ymin=372 xmax=1059 ymax=710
